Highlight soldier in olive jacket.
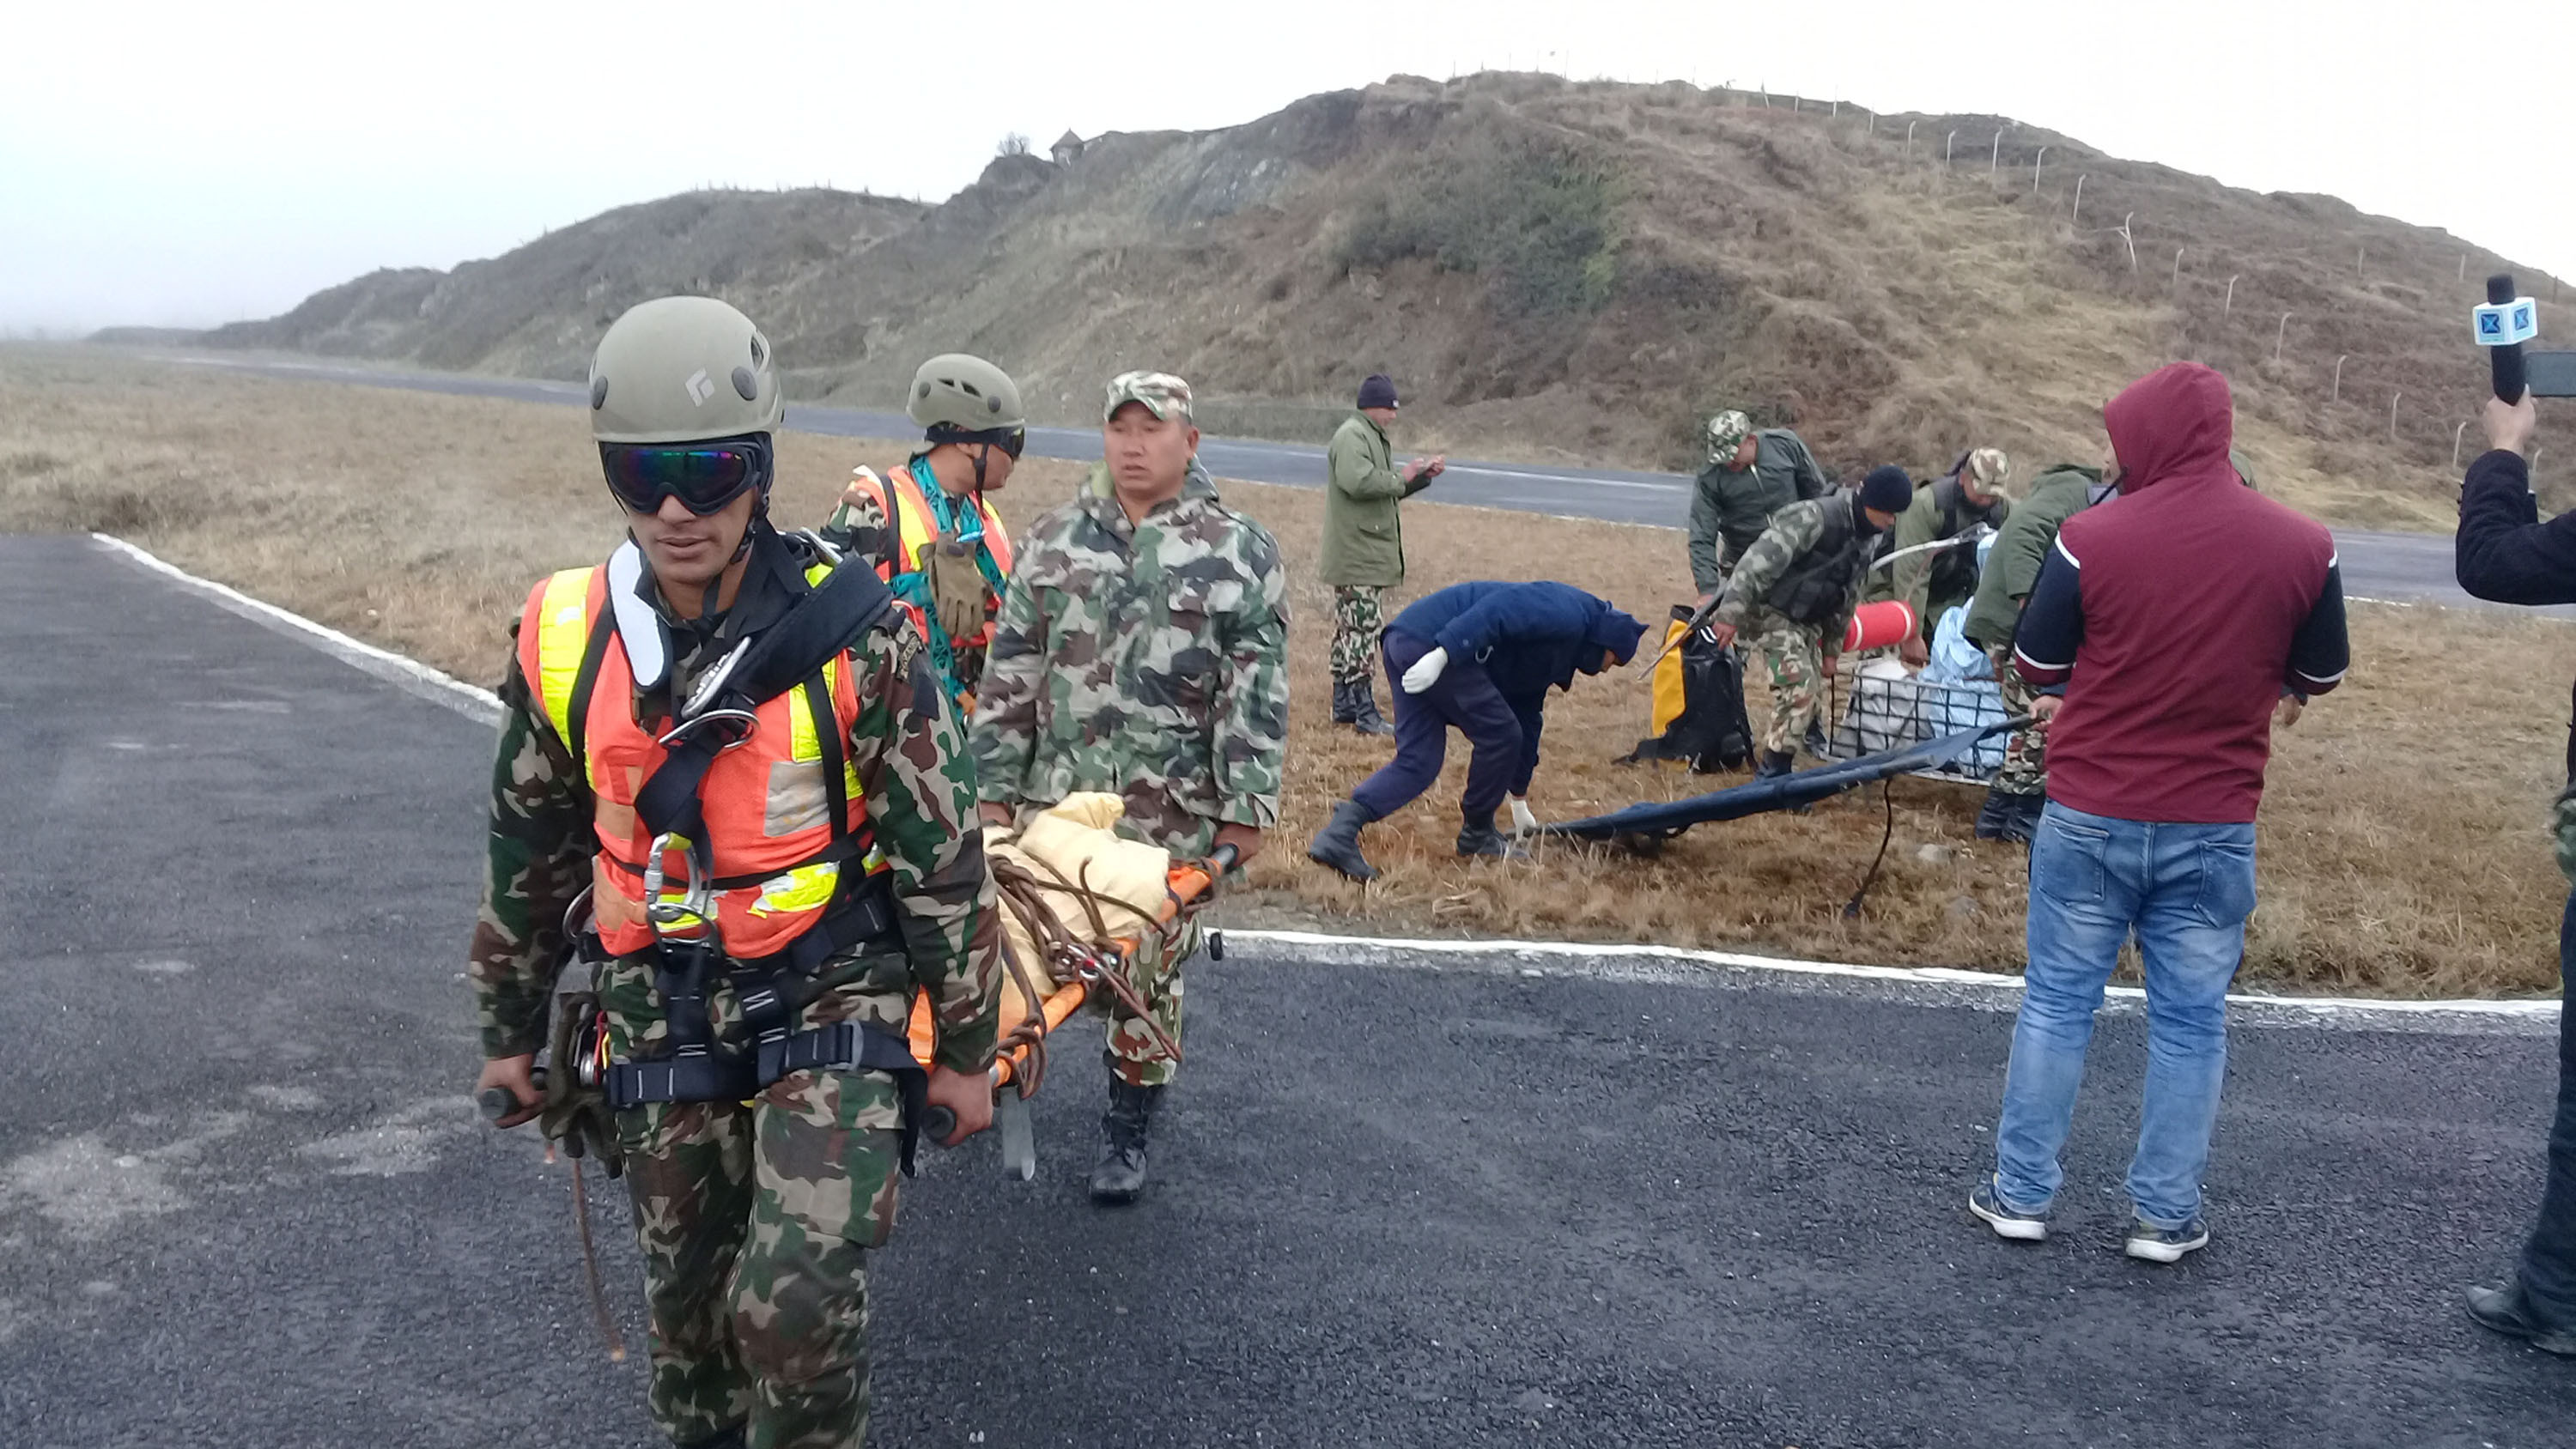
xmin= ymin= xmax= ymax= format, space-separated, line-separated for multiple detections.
xmin=1317 ymin=373 xmax=1444 ymax=736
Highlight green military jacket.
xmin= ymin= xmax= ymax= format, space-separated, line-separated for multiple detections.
xmin=1713 ymin=491 xmax=1874 ymax=646
xmin=970 ymin=462 xmax=1291 ymax=858
xmin=1318 ymin=413 xmax=1430 ymax=587
xmin=1876 ymin=475 xmax=2014 ymax=623
xmin=466 ymin=533 xmax=1000 ymax=1074
xmin=1961 ymin=464 xmax=2109 ymax=651
xmin=1687 ymin=427 xmax=1829 ymax=592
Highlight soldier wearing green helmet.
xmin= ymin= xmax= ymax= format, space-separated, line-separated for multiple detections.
xmin=821 ymin=352 xmax=1029 ymax=706
xmin=468 ymin=296 xmax=1002 ymax=1449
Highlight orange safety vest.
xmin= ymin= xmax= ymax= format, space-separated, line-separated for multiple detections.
xmin=866 ymin=462 xmax=1013 ymax=648
xmin=516 ymin=561 xmax=888 ymax=961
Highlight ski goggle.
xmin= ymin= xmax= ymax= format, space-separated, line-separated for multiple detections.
xmin=598 ymin=437 xmax=773 ymax=516
xmin=927 ymin=423 xmax=1027 ymax=460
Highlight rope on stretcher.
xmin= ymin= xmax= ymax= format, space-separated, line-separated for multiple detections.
xmin=984 ymin=848 xmax=1194 ymax=1090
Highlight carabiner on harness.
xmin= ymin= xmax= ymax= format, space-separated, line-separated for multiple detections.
xmin=640 ymin=830 xmax=719 ymax=942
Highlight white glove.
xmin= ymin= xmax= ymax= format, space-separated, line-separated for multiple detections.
xmin=1509 ymin=797 xmax=1538 ymax=835
xmin=1400 ymin=646 xmax=1449 ymax=694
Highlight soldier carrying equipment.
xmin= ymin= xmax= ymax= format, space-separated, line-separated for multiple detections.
xmin=468 ymin=295 xmax=1003 ymax=1449
xmin=1707 ymin=466 xmax=1915 ymax=780
xmin=969 ymin=369 xmax=1291 ymax=1205
xmin=822 ymin=353 xmax=1027 ymax=707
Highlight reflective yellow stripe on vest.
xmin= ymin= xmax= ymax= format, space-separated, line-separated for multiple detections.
xmin=532 ymin=567 xmax=596 ymax=752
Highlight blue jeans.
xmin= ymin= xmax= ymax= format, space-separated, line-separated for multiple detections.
xmin=2515 ymin=893 xmax=2576 ymax=1325
xmin=1991 ymin=801 xmax=2258 ymax=1228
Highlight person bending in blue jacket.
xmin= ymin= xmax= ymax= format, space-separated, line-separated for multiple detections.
xmin=1307 ymin=580 xmax=1645 ymax=881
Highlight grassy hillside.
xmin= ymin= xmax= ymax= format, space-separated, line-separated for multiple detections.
xmin=187 ymin=73 xmax=2567 ymax=529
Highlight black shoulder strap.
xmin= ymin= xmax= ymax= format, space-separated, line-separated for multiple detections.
xmin=879 ymin=469 xmax=906 ymax=561
xmin=565 ymin=604 xmax=617 ymax=773
xmin=806 ymin=669 xmax=850 ymax=840
xmin=634 ymin=558 xmax=902 ymax=842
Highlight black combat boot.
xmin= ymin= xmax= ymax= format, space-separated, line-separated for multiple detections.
xmin=1330 ymin=679 xmax=1360 ymax=725
xmin=1456 ymin=818 xmax=1531 ymax=860
xmin=1346 ymin=679 xmax=1396 ymax=737
xmin=1804 ymin=720 xmax=1831 ymax=759
xmin=1089 ymin=1076 xmax=1163 ymax=1204
xmin=1306 ymin=799 xmax=1381 ymax=882
xmin=1754 ymin=749 xmax=1797 ymax=780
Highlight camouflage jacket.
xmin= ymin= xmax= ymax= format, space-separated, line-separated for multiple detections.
xmin=467 ymin=531 xmax=999 ymax=1074
xmin=1714 ymin=490 xmax=1875 ymax=644
xmin=969 ymin=462 xmax=1290 ymax=857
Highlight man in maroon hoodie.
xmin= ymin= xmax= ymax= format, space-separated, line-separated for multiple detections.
xmin=1965 ymin=362 xmax=2348 ymax=1263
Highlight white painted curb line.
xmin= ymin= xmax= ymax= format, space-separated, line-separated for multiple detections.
xmin=1224 ymin=930 xmax=2560 ymax=1020
xmin=92 ymin=532 xmax=2562 ymax=1022
xmin=93 ymin=531 xmax=503 ymax=727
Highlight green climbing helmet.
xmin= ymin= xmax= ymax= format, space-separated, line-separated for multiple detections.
xmin=908 ymin=354 xmax=1027 ymax=437
xmin=588 ymin=296 xmax=782 ymax=445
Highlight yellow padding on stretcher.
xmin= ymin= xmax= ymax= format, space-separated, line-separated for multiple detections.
xmin=986 ymin=793 xmax=1170 ymax=1022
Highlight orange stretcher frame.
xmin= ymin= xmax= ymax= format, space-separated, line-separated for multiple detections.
xmin=903 ymin=851 xmax=1230 ymax=1090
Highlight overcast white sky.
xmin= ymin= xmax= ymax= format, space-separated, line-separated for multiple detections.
xmin=5 ymin=0 xmax=2569 ymax=336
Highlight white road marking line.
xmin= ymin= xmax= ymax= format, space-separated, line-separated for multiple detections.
xmin=1225 ymin=930 xmax=2560 ymax=1020
xmin=90 ymin=533 xmax=502 ymax=726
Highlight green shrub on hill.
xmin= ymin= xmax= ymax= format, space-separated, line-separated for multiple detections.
xmin=1338 ymin=130 xmax=1624 ymax=320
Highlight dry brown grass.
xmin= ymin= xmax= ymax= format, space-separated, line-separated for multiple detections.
xmin=3 ymin=345 xmax=2565 ymax=997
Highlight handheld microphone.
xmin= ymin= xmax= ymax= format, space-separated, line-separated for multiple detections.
xmin=2477 ymin=273 xmax=2537 ymax=403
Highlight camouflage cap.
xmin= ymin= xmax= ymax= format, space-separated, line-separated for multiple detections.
xmin=1705 ymin=409 xmax=1753 ymax=463
xmin=1965 ymin=446 xmax=2012 ymax=490
xmin=1104 ymin=370 xmax=1194 ymax=424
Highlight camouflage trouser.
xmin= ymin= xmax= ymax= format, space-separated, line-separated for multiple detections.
xmin=1328 ymin=585 xmax=1388 ymax=684
xmin=1986 ymin=643 xmax=2047 ymax=796
xmin=1072 ymin=796 xmax=1223 ymax=1088
xmin=1100 ymin=920 xmax=1203 ymax=1088
xmin=1749 ymin=614 xmax=1826 ymax=758
xmin=600 ymin=953 xmax=911 ymax=1449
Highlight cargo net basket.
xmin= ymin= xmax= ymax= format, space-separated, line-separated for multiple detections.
xmin=1820 ymin=669 xmax=2008 ymax=784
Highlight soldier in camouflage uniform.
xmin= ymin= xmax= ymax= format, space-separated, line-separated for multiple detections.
xmin=1960 ymin=461 xmax=2115 ymax=841
xmin=1688 ymin=409 xmax=1832 ymax=599
xmin=471 ymin=297 xmax=999 ymax=1449
xmin=969 ymin=369 xmax=1290 ymax=1204
xmin=817 ymin=354 xmax=1026 ymax=706
xmin=1319 ymin=373 xmax=1444 ymax=737
xmin=1709 ymin=466 xmax=1916 ymax=779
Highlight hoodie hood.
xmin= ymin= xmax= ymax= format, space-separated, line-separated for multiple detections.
xmin=1581 ymin=599 xmax=1649 ymax=675
xmin=2103 ymin=362 xmax=2235 ymax=496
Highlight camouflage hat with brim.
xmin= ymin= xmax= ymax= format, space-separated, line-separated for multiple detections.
xmin=1104 ymin=370 xmax=1194 ymax=424
xmin=1705 ymin=409 xmax=1753 ymax=463
xmin=1965 ymin=447 xmax=2012 ymax=490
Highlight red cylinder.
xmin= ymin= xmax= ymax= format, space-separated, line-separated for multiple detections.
xmin=1841 ymin=600 xmax=1917 ymax=653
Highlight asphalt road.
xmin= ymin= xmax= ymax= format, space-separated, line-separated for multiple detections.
xmin=5 ymin=529 xmax=2573 ymax=1447
xmin=147 ymin=350 xmax=2506 ymax=615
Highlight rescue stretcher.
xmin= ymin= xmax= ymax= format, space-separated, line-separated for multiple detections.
xmin=908 ymin=795 xmax=1236 ymax=1179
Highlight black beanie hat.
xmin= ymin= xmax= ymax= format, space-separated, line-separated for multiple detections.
xmin=1357 ymin=373 xmax=1400 ymax=410
xmin=1859 ymin=465 xmax=1914 ymax=517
